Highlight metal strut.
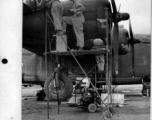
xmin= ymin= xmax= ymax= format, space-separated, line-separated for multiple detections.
xmin=45 ymin=11 xmax=49 ymax=119
xmin=45 ymin=11 xmax=62 ymax=116
xmin=54 ymin=58 xmax=61 ymax=114
xmin=102 ymin=8 xmax=114 ymax=118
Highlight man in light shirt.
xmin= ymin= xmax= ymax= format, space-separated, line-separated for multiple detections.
xmin=63 ymin=0 xmax=85 ymax=50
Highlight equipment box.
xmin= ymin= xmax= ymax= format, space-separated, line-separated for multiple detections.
xmin=101 ymin=93 xmax=124 ymax=106
xmin=56 ymin=35 xmax=67 ymax=52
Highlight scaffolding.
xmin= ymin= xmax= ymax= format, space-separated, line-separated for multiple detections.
xmin=44 ymin=8 xmax=114 ymax=119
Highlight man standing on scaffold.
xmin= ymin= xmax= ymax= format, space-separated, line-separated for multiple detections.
xmin=35 ymin=0 xmax=64 ymax=35
xmin=63 ymin=0 xmax=85 ymax=50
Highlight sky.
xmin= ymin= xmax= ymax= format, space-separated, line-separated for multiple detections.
xmin=114 ymin=0 xmax=151 ymax=34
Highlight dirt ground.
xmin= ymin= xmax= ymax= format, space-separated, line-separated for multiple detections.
xmin=22 ymin=85 xmax=150 ymax=120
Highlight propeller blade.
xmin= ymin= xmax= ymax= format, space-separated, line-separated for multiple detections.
xmin=129 ymin=19 xmax=135 ymax=76
xmin=112 ymin=22 xmax=119 ymax=74
xmin=131 ymin=45 xmax=135 ymax=75
xmin=111 ymin=0 xmax=117 ymax=14
xmin=129 ymin=20 xmax=150 ymax=45
xmin=129 ymin=19 xmax=134 ymax=40
xmin=118 ymin=3 xmax=121 ymax=12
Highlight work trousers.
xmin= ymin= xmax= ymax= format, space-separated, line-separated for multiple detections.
xmin=63 ymin=17 xmax=84 ymax=48
xmin=50 ymin=1 xmax=63 ymax=31
xmin=96 ymin=55 xmax=105 ymax=72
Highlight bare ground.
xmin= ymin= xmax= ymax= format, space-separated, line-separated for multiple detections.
xmin=22 ymin=85 xmax=150 ymax=120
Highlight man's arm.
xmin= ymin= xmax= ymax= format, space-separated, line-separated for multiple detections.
xmin=70 ymin=0 xmax=85 ymax=15
xmin=35 ymin=0 xmax=45 ymax=8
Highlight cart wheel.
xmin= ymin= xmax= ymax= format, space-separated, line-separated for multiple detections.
xmin=88 ymin=103 xmax=97 ymax=113
xmin=103 ymin=111 xmax=112 ymax=118
xmin=109 ymin=107 xmax=114 ymax=115
xmin=101 ymin=105 xmax=106 ymax=112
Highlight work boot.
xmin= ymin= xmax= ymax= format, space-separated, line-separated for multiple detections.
xmin=77 ymin=47 xmax=83 ymax=51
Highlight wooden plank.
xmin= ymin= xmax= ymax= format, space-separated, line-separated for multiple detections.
xmin=47 ymin=48 xmax=106 ymax=56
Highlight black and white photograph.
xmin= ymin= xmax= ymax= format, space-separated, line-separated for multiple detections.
xmin=0 ymin=0 xmax=151 ymax=120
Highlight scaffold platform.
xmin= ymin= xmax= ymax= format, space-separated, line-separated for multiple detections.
xmin=47 ymin=48 xmax=106 ymax=56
